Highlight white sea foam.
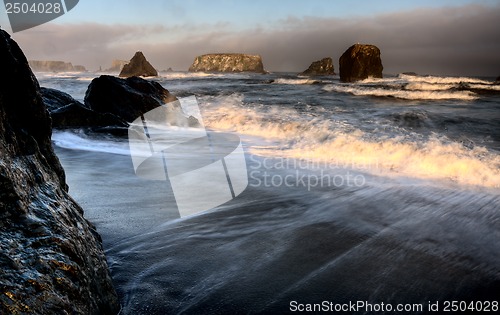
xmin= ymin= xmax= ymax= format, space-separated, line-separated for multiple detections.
xmin=323 ymin=85 xmax=478 ymax=100
xmin=52 ymin=131 xmax=131 ymax=156
xmin=468 ymin=83 xmax=500 ymax=91
xmin=405 ymin=82 xmax=456 ymax=91
xmin=202 ymin=94 xmax=500 ymax=187
xmin=399 ymin=74 xmax=492 ymax=85
xmin=273 ymin=78 xmax=321 ymax=85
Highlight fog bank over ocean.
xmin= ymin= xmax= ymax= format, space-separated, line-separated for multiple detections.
xmin=6 ymin=3 xmax=500 ymax=76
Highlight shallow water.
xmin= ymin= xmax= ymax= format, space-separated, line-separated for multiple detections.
xmin=46 ymin=71 xmax=500 ymax=314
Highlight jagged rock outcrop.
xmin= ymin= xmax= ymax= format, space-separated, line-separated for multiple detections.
xmin=41 ymin=88 xmax=126 ymax=129
xmin=28 ymin=60 xmax=86 ymax=72
xmin=85 ymin=75 xmax=176 ymax=123
xmin=300 ymin=57 xmax=335 ymax=76
xmin=119 ymin=52 xmax=158 ymax=78
xmin=189 ymin=53 xmax=265 ymax=73
xmin=339 ymin=44 xmax=383 ymax=82
xmin=105 ymin=60 xmax=128 ymax=72
xmin=0 ymin=30 xmax=119 ymax=314
xmin=40 ymin=87 xmax=80 ymax=111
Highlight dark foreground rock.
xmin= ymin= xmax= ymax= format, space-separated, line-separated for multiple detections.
xmin=339 ymin=44 xmax=383 ymax=82
xmin=41 ymin=87 xmax=126 ymax=129
xmin=119 ymin=51 xmax=158 ymax=78
xmin=300 ymin=57 xmax=335 ymax=76
xmin=85 ymin=75 xmax=177 ymax=123
xmin=189 ymin=53 xmax=265 ymax=73
xmin=0 ymin=30 xmax=120 ymax=314
xmin=494 ymin=76 xmax=500 ymax=84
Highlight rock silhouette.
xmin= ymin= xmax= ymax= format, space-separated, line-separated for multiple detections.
xmin=300 ymin=57 xmax=335 ymax=76
xmin=85 ymin=75 xmax=177 ymax=123
xmin=119 ymin=51 xmax=158 ymax=77
xmin=0 ymin=29 xmax=119 ymax=315
xmin=339 ymin=44 xmax=383 ymax=82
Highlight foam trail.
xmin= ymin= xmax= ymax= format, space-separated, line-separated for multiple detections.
xmin=399 ymin=74 xmax=493 ymax=85
xmin=324 ymin=85 xmax=478 ymax=100
xmin=202 ymin=95 xmax=499 ymax=187
xmin=273 ymin=78 xmax=321 ymax=85
xmin=52 ymin=131 xmax=131 ymax=156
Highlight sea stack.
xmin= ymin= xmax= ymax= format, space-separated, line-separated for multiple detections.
xmin=300 ymin=57 xmax=335 ymax=76
xmin=189 ymin=53 xmax=265 ymax=73
xmin=339 ymin=44 xmax=383 ymax=82
xmin=106 ymin=59 xmax=128 ymax=72
xmin=29 ymin=60 xmax=86 ymax=72
xmin=0 ymin=30 xmax=119 ymax=314
xmin=119 ymin=51 xmax=158 ymax=77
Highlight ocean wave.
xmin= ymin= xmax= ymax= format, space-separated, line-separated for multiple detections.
xmin=52 ymin=131 xmax=131 ymax=156
xmin=399 ymin=74 xmax=493 ymax=85
xmin=272 ymin=78 xmax=321 ymax=85
xmin=468 ymin=83 xmax=500 ymax=91
xmin=159 ymin=72 xmax=248 ymax=80
xmin=202 ymin=94 xmax=499 ymax=187
xmin=323 ymin=85 xmax=478 ymax=100
xmin=405 ymin=82 xmax=456 ymax=91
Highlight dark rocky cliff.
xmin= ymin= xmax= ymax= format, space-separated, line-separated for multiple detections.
xmin=189 ymin=53 xmax=265 ymax=73
xmin=0 ymin=30 xmax=119 ymax=314
xmin=339 ymin=44 xmax=383 ymax=82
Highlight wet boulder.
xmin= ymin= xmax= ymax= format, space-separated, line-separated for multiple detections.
xmin=84 ymin=75 xmax=177 ymax=123
xmin=41 ymin=87 xmax=126 ymax=129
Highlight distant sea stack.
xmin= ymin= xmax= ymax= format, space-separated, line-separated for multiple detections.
xmin=119 ymin=51 xmax=158 ymax=78
xmin=106 ymin=59 xmax=128 ymax=72
xmin=339 ymin=44 xmax=383 ymax=82
xmin=29 ymin=60 xmax=87 ymax=72
xmin=189 ymin=53 xmax=265 ymax=73
xmin=0 ymin=30 xmax=119 ymax=314
xmin=300 ymin=57 xmax=335 ymax=76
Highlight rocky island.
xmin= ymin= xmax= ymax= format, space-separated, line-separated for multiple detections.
xmin=119 ymin=51 xmax=158 ymax=78
xmin=29 ymin=60 xmax=86 ymax=72
xmin=339 ymin=44 xmax=383 ymax=82
xmin=0 ymin=30 xmax=119 ymax=314
xmin=105 ymin=60 xmax=129 ymax=73
xmin=189 ymin=53 xmax=265 ymax=73
xmin=300 ymin=57 xmax=335 ymax=76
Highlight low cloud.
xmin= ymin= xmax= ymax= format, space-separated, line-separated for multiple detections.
xmin=10 ymin=3 xmax=500 ymax=76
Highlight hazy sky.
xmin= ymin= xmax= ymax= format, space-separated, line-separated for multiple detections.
xmin=1 ymin=0 xmax=499 ymax=76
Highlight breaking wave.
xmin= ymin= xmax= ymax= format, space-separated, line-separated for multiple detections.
xmin=202 ymin=94 xmax=500 ymax=187
xmin=324 ymin=85 xmax=478 ymax=100
xmin=322 ymin=74 xmax=500 ymax=100
xmin=273 ymin=78 xmax=321 ymax=85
